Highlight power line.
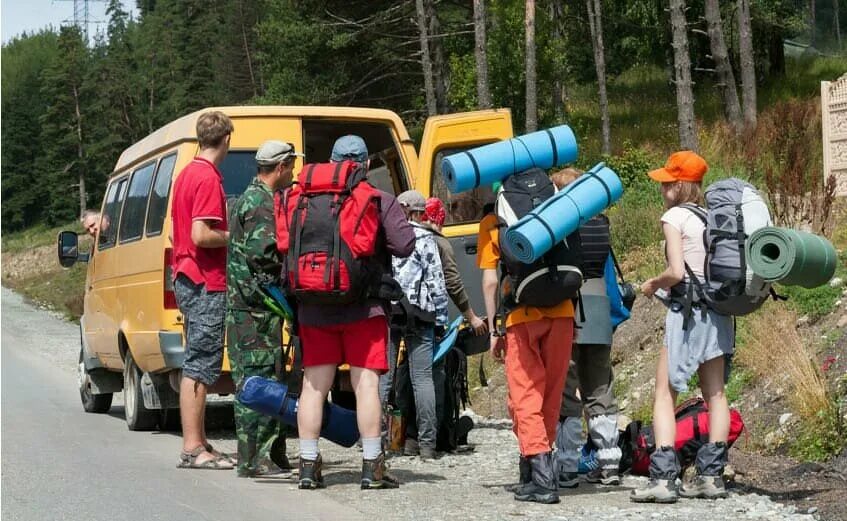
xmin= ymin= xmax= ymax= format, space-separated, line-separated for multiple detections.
xmin=54 ymin=0 xmax=108 ymax=43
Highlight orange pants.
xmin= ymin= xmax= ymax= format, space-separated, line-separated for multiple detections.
xmin=505 ymin=317 xmax=573 ymax=457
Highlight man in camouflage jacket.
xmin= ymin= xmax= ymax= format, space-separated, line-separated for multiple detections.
xmin=226 ymin=140 xmax=301 ymax=477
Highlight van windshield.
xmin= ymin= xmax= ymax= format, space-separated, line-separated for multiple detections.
xmin=218 ymin=151 xmax=258 ymax=198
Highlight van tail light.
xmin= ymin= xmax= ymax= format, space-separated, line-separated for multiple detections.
xmin=164 ymin=248 xmax=177 ymax=309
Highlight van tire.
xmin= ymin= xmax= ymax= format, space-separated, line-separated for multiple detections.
xmin=79 ymin=348 xmax=113 ymax=413
xmin=158 ymin=408 xmax=182 ymax=432
xmin=123 ymin=352 xmax=159 ymax=431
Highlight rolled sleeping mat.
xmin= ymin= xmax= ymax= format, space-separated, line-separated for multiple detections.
xmin=433 ymin=316 xmax=463 ymax=363
xmin=237 ymin=376 xmax=360 ymax=447
xmin=441 ymin=125 xmax=578 ymax=194
xmin=503 ymin=162 xmax=623 ymax=264
xmin=745 ymin=227 xmax=837 ymax=288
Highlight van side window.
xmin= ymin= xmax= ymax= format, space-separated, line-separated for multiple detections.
xmin=430 ymin=148 xmax=495 ymax=225
xmin=98 ymin=177 xmax=129 ymax=250
xmin=146 ymin=153 xmax=177 ymax=237
xmin=119 ymin=161 xmax=156 ymax=243
xmin=218 ymin=151 xmax=257 ymax=197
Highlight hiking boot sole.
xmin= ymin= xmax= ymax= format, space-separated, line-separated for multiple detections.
xmin=586 ymin=475 xmax=621 ymax=486
xmin=680 ymin=489 xmax=728 ymax=499
xmin=360 ymin=480 xmax=400 ymax=490
xmin=298 ymin=479 xmax=325 ymax=490
xmin=630 ymin=495 xmax=678 ymax=504
xmin=514 ymin=492 xmax=560 ymax=504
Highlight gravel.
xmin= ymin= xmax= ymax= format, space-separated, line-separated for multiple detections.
xmin=213 ymin=415 xmax=818 ymax=521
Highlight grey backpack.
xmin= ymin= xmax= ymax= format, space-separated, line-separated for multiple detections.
xmin=672 ymin=178 xmax=778 ymax=322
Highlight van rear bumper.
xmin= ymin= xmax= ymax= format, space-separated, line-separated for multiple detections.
xmin=158 ymin=331 xmax=185 ymax=369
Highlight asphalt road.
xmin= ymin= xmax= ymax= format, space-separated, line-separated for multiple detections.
xmin=1 ymin=288 xmax=359 ymax=521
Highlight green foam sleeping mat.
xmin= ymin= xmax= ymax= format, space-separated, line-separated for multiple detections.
xmin=745 ymin=227 xmax=837 ymax=288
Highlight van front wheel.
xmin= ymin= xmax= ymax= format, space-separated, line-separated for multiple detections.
xmin=79 ymin=348 xmax=113 ymax=413
xmin=123 ymin=352 xmax=159 ymax=431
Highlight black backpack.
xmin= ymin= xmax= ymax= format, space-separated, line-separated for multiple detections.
xmin=495 ymin=168 xmax=583 ymax=308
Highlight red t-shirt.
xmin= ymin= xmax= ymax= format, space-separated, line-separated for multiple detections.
xmin=171 ymin=158 xmax=228 ymax=291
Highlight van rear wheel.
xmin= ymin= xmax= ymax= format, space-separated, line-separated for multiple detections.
xmin=123 ymin=352 xmax=159 ymax=431
xmin=79 ymin=348 xmax=113 ymax=413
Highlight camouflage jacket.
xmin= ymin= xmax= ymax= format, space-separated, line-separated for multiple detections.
xmin=392 ymin=222 xmax=449 ymax=327
xmin=227 ymin=178 xmax=282 ymax=311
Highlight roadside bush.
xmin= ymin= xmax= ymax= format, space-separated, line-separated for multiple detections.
xmin=737 ymin=303 xmax=844 ymax=461
xmin=745 ymin=99 xmax=836 ymax=235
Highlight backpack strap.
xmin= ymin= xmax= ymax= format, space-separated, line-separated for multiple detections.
xmin=461 ymin=151 xmax=482 ymax=189
xmin=609 ymin=245 xmax=626 ymax=284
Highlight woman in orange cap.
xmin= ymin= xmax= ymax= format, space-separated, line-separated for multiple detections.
xmin=631 ymin=151 xmax=734 ymax=504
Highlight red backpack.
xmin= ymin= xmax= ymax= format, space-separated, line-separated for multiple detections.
xmin=275 ymin=161 xmax=381 ymax=305
xmin=620 ymin=397 xmax=745 ymax=475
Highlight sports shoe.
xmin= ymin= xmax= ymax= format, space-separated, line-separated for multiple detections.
xmin=630 ymin=478 xmax=679 ymax=503
xmin=403 ymin=438 xmax=419 ymax=457
xmin=238 ymin=459 xmax=294 ymax=478
xmin=680 ymin=475 xmax=728 ymax=499
xmin=558 ymin=471 xmax=580 ymax=489
xmin=298 ymin=455 xmax=325 ymax=489
xmin=586 ymin=468 xmax=620 ymax=486
xmin=361 ymin=453 xmax=400 ymax=489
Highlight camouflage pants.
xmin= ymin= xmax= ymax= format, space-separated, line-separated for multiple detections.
xmin=226 ymin=309 xmax=287 ymax=475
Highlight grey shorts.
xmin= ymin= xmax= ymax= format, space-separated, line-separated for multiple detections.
xmin=664 ymin=306 xmax=735 ymax=393
xmin=174 ymin=274 xmax=225 ymax=386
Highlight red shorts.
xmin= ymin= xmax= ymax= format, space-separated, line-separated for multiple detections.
xmin=299 ymin=316 xmax=389 ymax=371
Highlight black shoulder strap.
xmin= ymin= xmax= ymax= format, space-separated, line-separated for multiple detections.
xmin=679 ymin=203 xmax=708 ymax=224
xmin=609 ymin=245 xmax=626 ymax=284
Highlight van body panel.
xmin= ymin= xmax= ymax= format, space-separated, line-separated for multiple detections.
xmin=415 ymin=110 xmax=514 ymax=318
xmin=86 ymin=105 xmax=510 ymax=382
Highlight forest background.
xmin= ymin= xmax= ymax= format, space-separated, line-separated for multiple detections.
xmin=2 ymin=0 xmax=847 ymax=471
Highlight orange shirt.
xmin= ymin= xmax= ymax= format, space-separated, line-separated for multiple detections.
xmin=476 ymin=214 xmax=574 ymax=328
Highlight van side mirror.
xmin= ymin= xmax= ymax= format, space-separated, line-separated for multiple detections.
xmin=58 ymin=231 xmax=81 ymax=267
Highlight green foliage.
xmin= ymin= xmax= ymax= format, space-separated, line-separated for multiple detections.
xmin=780 ymin=283 xmax=842 ymax=321
xmin=790 ymin=404 xmax=845 ymax=462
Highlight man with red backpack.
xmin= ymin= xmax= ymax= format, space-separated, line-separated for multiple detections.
xmin=278 ymin=135 xmax=415 ymax=490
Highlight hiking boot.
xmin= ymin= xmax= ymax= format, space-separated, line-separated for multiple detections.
xmin=419 ymin=445 xmax=438 ymax=460
xmin=630 ymin=478 xmax=679 ymax=503
xmin=298 ymin=455 xmax=325 ymax=489
xmin=514 ymin=452 xmax=560 ymax=504
xmin=505 ymin=456 xmax=531 ymax=493
xmin=238 ymin=459 xmax=293 ymax=478
xmin=403 ymin=438 xmax=419 ymax=457
xmin=557 ymin=471 xmax=580 ymax=489
xmin=586 ymin=468 xmax=620 ymax=486
xmin=361 ymin=453 xmax=400 ymax=489
xmin=680 ymin=475 xmax=728 ymax=499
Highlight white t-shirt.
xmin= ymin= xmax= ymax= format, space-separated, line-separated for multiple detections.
xmin=661 ymin=205 xmax=706 ymax=280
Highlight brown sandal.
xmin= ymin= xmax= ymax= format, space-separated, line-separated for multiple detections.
xmin=205 ymin=443 xmax=236 ymax=464
xmin=177 ymin=446 xmax=234 ymax=470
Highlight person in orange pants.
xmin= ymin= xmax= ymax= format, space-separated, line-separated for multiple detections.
xmin=478 ymin=211 xmax=574 ymax=504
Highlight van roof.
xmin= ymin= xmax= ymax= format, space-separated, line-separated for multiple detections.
xmin=114 ymin=106 xmax=411 ymax=174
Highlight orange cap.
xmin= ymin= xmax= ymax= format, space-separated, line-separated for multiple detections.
xmin=648 ymin=151 xmax=708 ymax=183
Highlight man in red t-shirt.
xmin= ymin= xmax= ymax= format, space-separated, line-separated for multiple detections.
xmin=171 ymin=111 xmax=234 ymax=470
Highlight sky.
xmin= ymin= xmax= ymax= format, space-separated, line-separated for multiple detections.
xmin=2 ymin=0 xmax=137 ymax=44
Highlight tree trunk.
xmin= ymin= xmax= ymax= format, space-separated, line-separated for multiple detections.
xmin=237 ymin=0 xmax=258 ymax=98
xmin=525 ymin=0 xmax=538 ymax=132
xmin=669 ymin=0 xmax=699 ymax=151
xmin=72 ymin=83 xmax=86 ymax=217
xmin=586 ymin=0 xmax=611 ymax=154
xmin=550 ymin=0 xmax=568 ymax=122
xmin=427 ymin=1 xmax=450 ymax=114
xmin=738 ymin=0 xmax=757 ymax=132
xmin=835 ymin=0 xmax=842 ymax=47
xmin=473 ymin=0 xmax=493 ymax=109
xmin=769 ymin=26 xmax=786 ymax=76
xmin=416 ymin=0 xmax=437 ymax=116
xmin=810 ymin=0 xmax=817 ymax=47
xmin=704 ymin=0 xmax=742 ymax=133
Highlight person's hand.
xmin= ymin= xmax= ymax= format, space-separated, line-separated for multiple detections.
xmin=490 ymin=334 xmax=506 ymax=364
xmin=641 ymin=279 xmax=657 ymax=298
xmin=468 ymin=313 xmax=488 ymax=336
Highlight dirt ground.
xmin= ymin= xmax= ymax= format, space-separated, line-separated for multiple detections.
xmin=731 ymin=449 xmax=847 ymax=521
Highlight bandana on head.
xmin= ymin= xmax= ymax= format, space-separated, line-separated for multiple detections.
xmin=424 ymin=197 xmax=446 ymax=227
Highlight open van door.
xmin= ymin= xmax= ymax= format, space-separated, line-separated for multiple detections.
xmin=415 ymin=109 xmax=514 ymax=319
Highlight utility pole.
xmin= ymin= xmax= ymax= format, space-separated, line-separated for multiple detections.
xmin=55 ymin=0 xmax=107 ymax=43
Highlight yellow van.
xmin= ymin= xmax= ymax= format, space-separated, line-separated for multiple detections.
xmin=58 ymin=106 xmax=514 ymax=431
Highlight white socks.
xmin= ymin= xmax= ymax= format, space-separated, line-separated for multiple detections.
xmin=361 ymin=437 xmax=382 ymax=460
xmin=300 ymin=438 xmax=319 ymax=461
